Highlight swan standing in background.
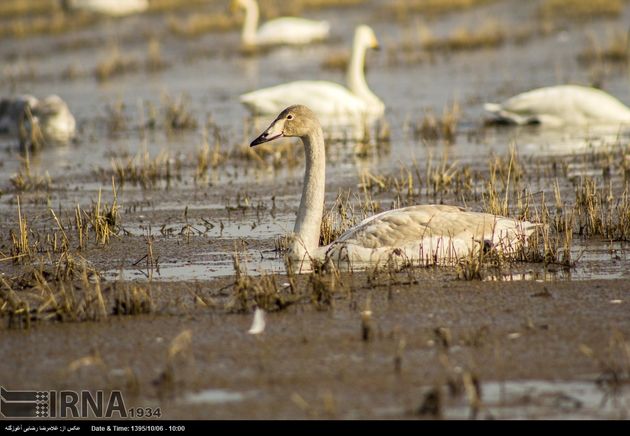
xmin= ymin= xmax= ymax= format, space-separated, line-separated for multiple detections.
xmin=61 ymin=0 xmax=148 ymax=16
xmin=240 ymin=25 xmax=384 ymax=120
xmin=233 ymin=0 xmax=330 ymax=47
xmin=0 ymin=95 xmax=76 ymax=150
xmin=251 ymin=105 xmax=538 ymax=269
xmin=484 ymin=85 xmax=630 ymax=126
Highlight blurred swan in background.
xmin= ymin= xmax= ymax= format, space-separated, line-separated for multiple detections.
xmin=0 ymin=95 xmax=76 ymax=150
xmin=0 ymin=95 xmax=37 ymax=133
xmin=250 ymin=105 xmax=538 ymax=270
xmin=233 ymin=0 xmax=330 ymax=47
xmin=484 ymin=85 xmax=630 ymax=126
xmin=61 ymin=0 xmax=149 ymax=16
xmin=240 ymin=25 xmax=384 ymax=123
xmin=34 ymin=95 xmax=77 ymax=145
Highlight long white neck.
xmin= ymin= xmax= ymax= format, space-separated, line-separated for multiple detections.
xmin=241 ymin=0 xmax=259 ymax=46
xmin=290 ymin=126 xmax=326 ymax=261
xmin=346 ymin=38 xmax=379 ymax=107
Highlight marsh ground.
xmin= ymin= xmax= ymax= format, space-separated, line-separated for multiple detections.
xmin=0 ymin=0 xmax=629 ymax=419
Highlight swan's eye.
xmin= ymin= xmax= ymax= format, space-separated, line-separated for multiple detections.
xmin=287 ymin=114 xmax=294 ymax=120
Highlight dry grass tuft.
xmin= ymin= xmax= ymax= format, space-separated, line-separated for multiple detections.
xmin=391 ymin=20 xmax=507 ymax=64
xmin=386 ymin=0 xmax=498 ymax=19
xmin=228 ymin=252 xmax=297 ymax=313
xmin=10 ymin=153 xmax=52 ymax=192
xmin=108 ymin=149 xmax=182 ymax=189
xmin=0 ymin=11 xmax=97 ymax=39
xmin=145 ymin=37 xmax=169 ymax=72
xmin=167 ymin=12 xmax=238 ymax=37
xmin=0 ymin=0 xmax=59 ymax=18
xmin=162 ymin=94 xmax=198 ymax=131
xmin=322 ymin=50 xmax=350 ymax=71
xmin=112 ymin=284 xmax=154 ymax=315
xmin=148 ymin=0 xmax=210 ymax=13
xmin=414 ymin=102 xmax=461 ymax=143
xmin=422 ymin=20 xmax=506 ymax=52
xmin=299 ymin=0 xmax=365 ymax=8
xmin=94 ymin=45 xmax=140 ymax=82
xmin=0 ymin=259 xmax=111 ymax=328
xmin=539 ymin=0 xmax=625 ymax=21
xmin=578 ymin=29 xmax=629 ymax=67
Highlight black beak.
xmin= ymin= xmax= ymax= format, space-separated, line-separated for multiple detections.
xmin=250 ymin=132 xmax=269 ymax=147
xmin=250 ymin=129 xmax=282 ymax=147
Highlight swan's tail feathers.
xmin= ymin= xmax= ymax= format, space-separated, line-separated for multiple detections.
xmin=483 ymin=102 xmax=502 ymax=114
xmin=483 ymin=103 xmax=531 ymax=125
xmin=239 ymin=93 xmax=253 ymax=104
xmin=239 ymin=93 xmax=263 ymax=114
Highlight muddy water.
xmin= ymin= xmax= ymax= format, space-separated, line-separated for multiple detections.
xmin=0 ymin=279 xmax=628 ymax=419
xmin=1 ymin=0 xmax=630 ymax=420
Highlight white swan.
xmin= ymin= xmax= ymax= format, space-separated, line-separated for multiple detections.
xmin=233 ymin=0 xmax=330 ymax=47
xmin=32 ymin=95 xmax=77 ymax=144
xmin=484 ymin=85 xmax=630 ymax=126
xmin=61 ymin=0 xmax=148 ymax=16
xmin=240 ymin=25 xmax=384 ymax=121
xmin=0 ymin=94 xmax=76 ymax=149
xmin=251 ymin=105 xmax=538 ymax=269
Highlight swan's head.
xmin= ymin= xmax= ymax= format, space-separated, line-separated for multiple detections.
xmin=231 ymin=0 xmax=251 ymax=12
xmin=36 ymin=95 xmax=69 ymax=116
xmin=251 ymin=105 xmax=320 ymax=146
xmin=355 ymin=25 xmax=379 ymax=50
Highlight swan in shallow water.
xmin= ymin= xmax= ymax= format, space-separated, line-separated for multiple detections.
xmin=33 ymin=95 xmax=77 ymax=145
xmin=62 ymin=0 xmax=148 ymax=16
xmin=233 ymin=0 xmax=329 ymax=47
xmin=0 ymin=94 xmax=76 ymax=150
xmin=251 ymin=105 xmax=538 ymax=269
xmin=240 ymin=25 xmax=384 ymax=121
xmin=0 ymin=95 xmax=37 ymax=134
xmin=484 ymin=85 xmax=630 ymax=126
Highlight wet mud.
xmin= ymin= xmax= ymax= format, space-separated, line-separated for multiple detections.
xmin=1 ymin=0 xmax=630 ymax=419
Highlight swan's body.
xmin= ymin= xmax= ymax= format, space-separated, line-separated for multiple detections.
xmin=0 ymin=94 xmax=76 ymax=149
xmin=241 ymin=81 xmax=368 ymax=117
xmin=485 ymin=85 xmax=630 ymax=126
xmin=323 ymin=205 xmax=536 ymax=266
xmin=251 ymin=105 xmax=538 ymax=269
xmin=62 ymin=0 xmax=148 ymax=16
xmin=234 ymin=0 xmax=329 ymax=47
xmin=0 ymin=95 xmax=38 ymax=135
xmin=240 ymin=25 xmax=384 ymax=120
xmin=33 ymin=95 xmax=77 ymax=144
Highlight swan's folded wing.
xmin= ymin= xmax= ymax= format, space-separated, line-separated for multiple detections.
xmin=257 ymin=18 xmax=330 ymax=44
xmin=334 ymin=205 xmax=463 ymax=249
xmin=486 ymin=85 xmax=630 ymax=125
xmin=240 ymin=81 xmax=368 ymax=115
xmin=332 ymin=204 xmax=537 ymax=251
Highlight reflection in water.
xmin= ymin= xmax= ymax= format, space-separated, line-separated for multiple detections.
xmin=120 ymin=214 xmax=294 ymax=239
xmin=498 ymin=124 xmax=630 ymax=157
xmin=182 ymin=389 xmax=251 ymax=405
xmin=484 ymin=240 xmax=628 ymax=282
xmin=103 ymin=239 xmax=628 ymax=282
xmin=372 ymin=379 xmax=629 ymax=419
xmin=103 ymin=249 xmax=285 ymax=281
xmin=445 ymin=379 xmax=628 ymax=420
